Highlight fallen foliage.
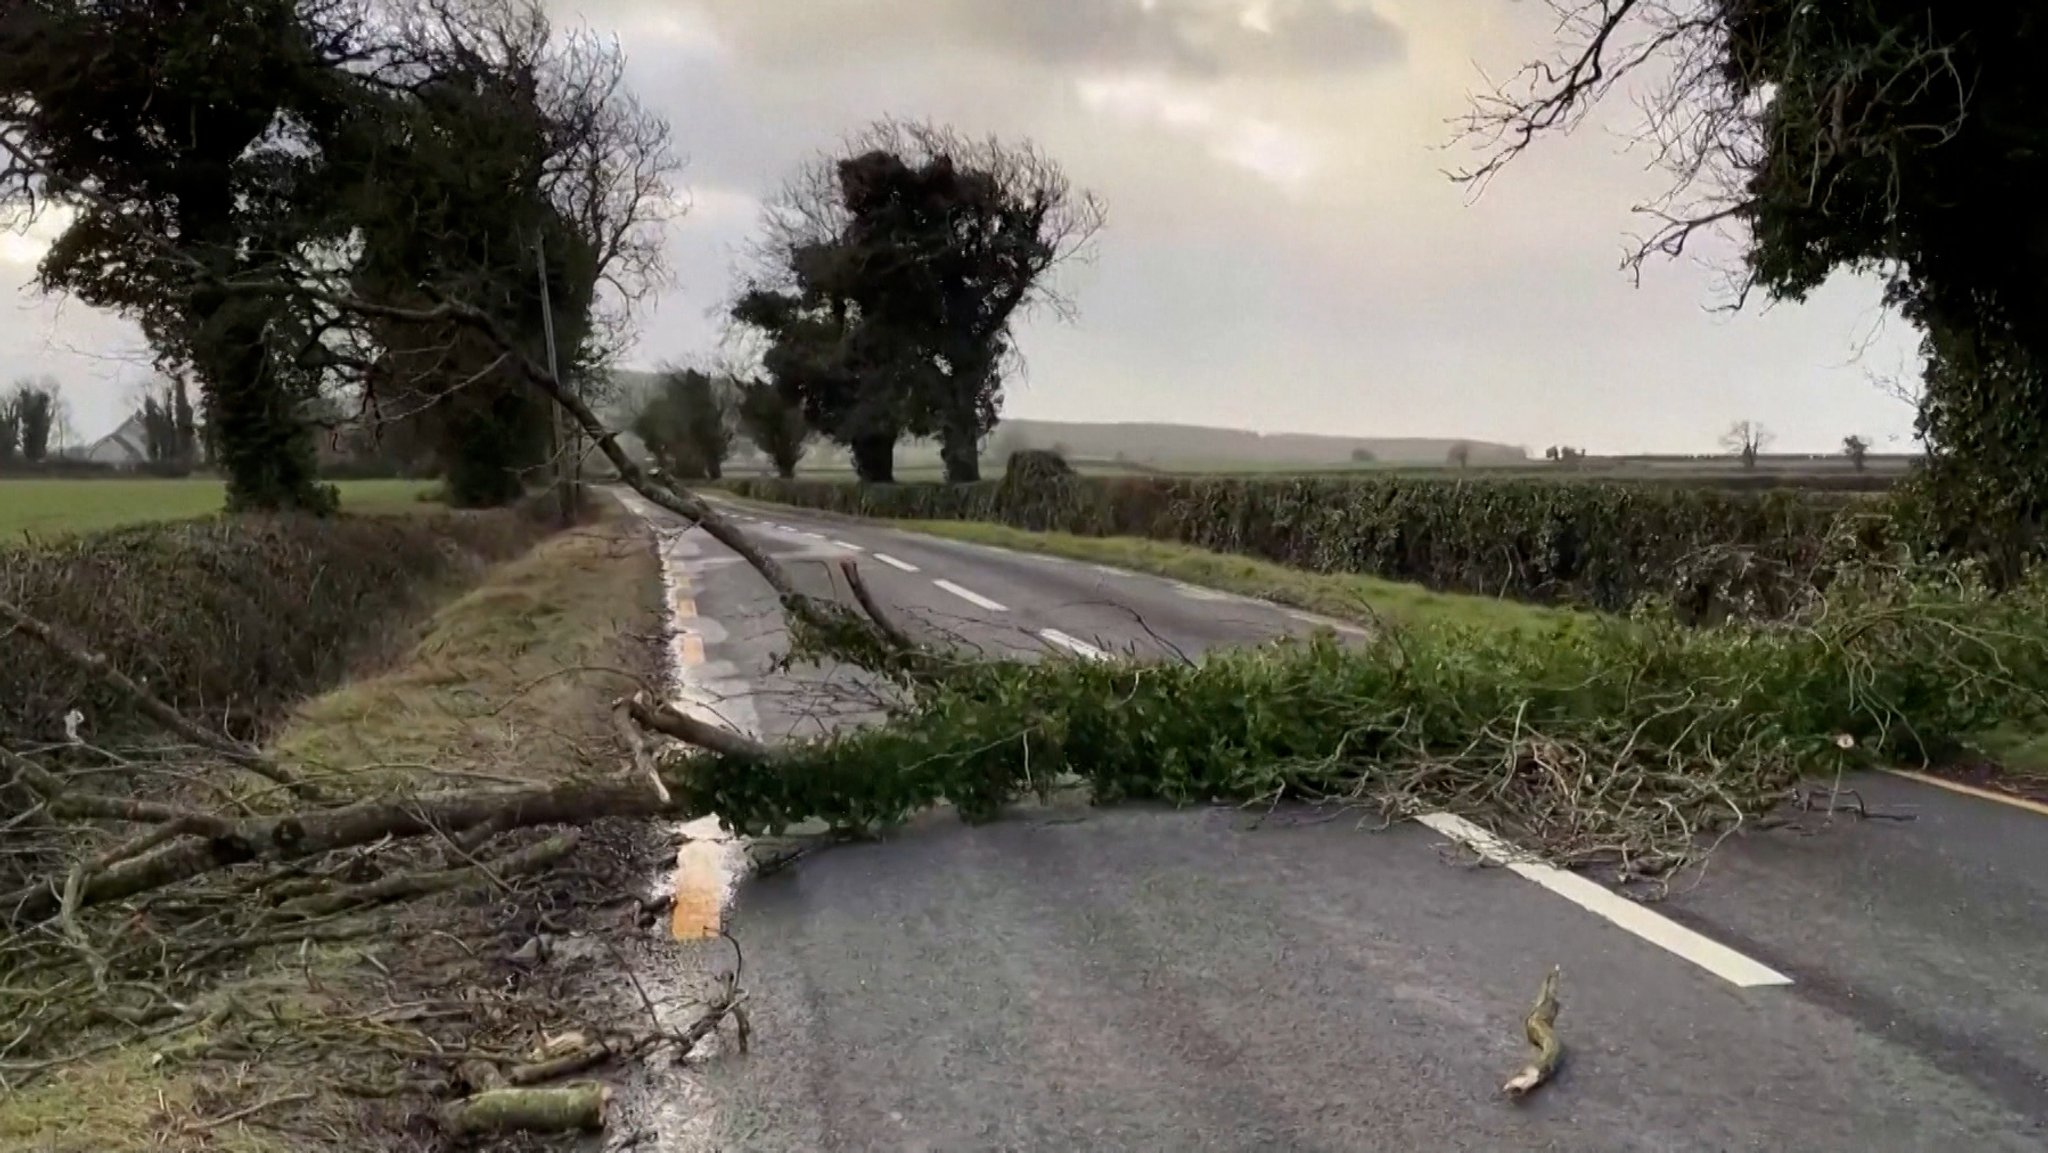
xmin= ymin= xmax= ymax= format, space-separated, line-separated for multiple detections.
xmin=675 ymin=560 xmax=2048 ymax=879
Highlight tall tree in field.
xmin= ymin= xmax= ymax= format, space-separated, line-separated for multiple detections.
xmin=1843 ymin=435 xmax=1872 ymax=472
xmin=732 ymin=277 xmax=905 ymax=482
xmin=831 ymin=124 xmax=1102 ymax=482
xmin=0 ymin=394 xmax=18 ymax=464
xmin=1461 ymin=3 xmax=2048 ymax=557
xmin=633 ymin=367 xmax=731 ymax=480
xmin=736 ymin=378 xmax=809 ymax=478
xmin=734 ymin=121 xmax=1101 ymax=483
xmin=1721 ymin=421 xmax=1773 ymax=470
xmin=8 ymin=378 xmax=58 ymax=463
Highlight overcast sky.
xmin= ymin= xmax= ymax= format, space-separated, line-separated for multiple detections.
xmin=5 ymin=0 xmax=1922 ymax=453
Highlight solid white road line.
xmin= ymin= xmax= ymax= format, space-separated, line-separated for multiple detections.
xmin=1414 ymin=812 xmax=1793 ymax=989
xmin=1039 ymin=628 xmax=1108 ymax=661
xmin=933 ymin=579 xmax=1008 ymax=612
xmin=872 ymin=553 xmax=920 ymax=573
xmin=832 ymin=540 xmax=865 ymax=552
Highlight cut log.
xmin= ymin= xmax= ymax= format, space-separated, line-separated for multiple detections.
xmin=437 ymin=1082 xmax=609 ymax=1137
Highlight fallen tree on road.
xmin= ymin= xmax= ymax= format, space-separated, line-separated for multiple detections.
xmin=7 ymin=130 xmax=2048 ymax=1137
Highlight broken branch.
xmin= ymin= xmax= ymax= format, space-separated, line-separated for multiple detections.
xmin=626 ymin=696 xmax=772 ymax=762
xmin=1503 ymin=965 xmax=1563 ymax=1099
xmin=275 ymin=831 xmax=582 ymax=919
xmin=0 ymin=597 xmax=316 ymax=800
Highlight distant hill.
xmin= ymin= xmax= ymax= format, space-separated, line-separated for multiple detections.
xmin=987 ymin=419 xmax=1525 ymax=468
xmin=608 ymin=369 xmax=1526 ymax=470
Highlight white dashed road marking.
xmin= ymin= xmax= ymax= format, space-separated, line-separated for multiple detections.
xmin=933 ymin=580 xmax=1008 ymax=612
xmin=832 ymin=540 xmax=865 ymax=552
xmin=1287 ymin=610 xmax=1370 ymax=636
xmin=1039 ymin=628 xmax=1108 ymax=661
xmin=1415 ymin=813 xmax=1793 ymax=989
xmin=872 ymin=553 xmax=920 ymax=573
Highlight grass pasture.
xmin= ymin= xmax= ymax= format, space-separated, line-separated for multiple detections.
xmin=0 ymin=478 xmax=438 ymax=538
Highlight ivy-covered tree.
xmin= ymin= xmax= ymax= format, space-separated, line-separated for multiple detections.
xmin=0 ymin=0 xmax=385 ymax=510
xmin=732 ymin=280 xmax=906 ymax=482
xmin=7 ymin=378 xmax=58 ymax=463
xmin=1462 ymin=2 xmax=2048 ymax=561
xmin=734 ymin=121 xmax=1101 ymax=484
xmin=736 ymin=378 xmax=809 ymax=478
xmin=0 ymin=394 xmax=18 ymax=464
xmin=633 ymin=368 xmax=731 ymax=480
xmin=0 ymin=0 xmax=670 ymax=511
xmin=345 ymin=0 xmax=669 ymax=508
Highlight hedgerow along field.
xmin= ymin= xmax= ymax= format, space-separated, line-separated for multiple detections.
xmin=724 ymin=455 xmax=1886 ymax=622
xmin=0 ymin=477 xmax=439 ymax=537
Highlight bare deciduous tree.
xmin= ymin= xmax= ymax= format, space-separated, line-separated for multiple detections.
xmin=1722 ymin=420 xmax=1773 ymax=469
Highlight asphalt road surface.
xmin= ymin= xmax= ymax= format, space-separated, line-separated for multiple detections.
xmin=625 ymin=493 xmax=2048 ymax=1153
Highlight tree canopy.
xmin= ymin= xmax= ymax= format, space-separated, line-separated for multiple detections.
xmin=0 ymin=0 xmax=672 ymax=509
xmin=732 ymin=121 xmax=1101 ymax=483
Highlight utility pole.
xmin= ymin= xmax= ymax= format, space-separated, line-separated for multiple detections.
xmin=536 ymin=233 xmax=575 ymax=526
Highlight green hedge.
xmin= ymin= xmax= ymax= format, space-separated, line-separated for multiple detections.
xmin=0 ymin=507 xmax=550 ymax=746
xmin=725 ymin=472 xmax=1880 ymax=619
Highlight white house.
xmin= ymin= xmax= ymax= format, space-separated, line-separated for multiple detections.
xmin=80 ymin=412 xmax=149 ymax=467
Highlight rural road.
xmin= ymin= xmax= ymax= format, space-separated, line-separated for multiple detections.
xmin=624 ymin=493 xmax=2048 ymax=1152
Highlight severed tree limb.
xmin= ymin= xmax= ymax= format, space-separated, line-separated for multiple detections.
xmin=437 ymin=1082 xmax=608 ymax=1137
xmin=276 ymin=831 xmax=582 ymax=919
xmin=4 ymin=777 xmax=679 ymax=923
xmin=626 ymin=696 xmax=772 ymax=762
xmin=505 ymin=1040 xmax=618 ymax=1087
xmin=0 ymin=597 xmax=317 ymax=801
xmin=839 ymin=558 xmax=921 ymax=655
xmin=612 ymin=698 xmax=670 ymax=804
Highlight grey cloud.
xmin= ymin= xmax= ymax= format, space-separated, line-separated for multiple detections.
xmin=688 ymin=0 xmax=1405 ymax=77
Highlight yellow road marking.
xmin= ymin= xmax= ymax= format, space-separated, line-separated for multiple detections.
xmin=678 ymin=633 xmax=705 ymax=666
xmin=672 ymin=596 xmax=697 ymax=618
xmin=1882 ymin=768 xmax=2048 ymax=818
xmin=670 ymin=834 xmax=732 ymax=940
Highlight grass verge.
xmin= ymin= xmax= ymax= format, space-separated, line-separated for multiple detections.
xmin=0 ymin=478 xmax=439 ymax=537
xmin=276 ymin=514 xmax=664 ymax=793
xmin=0 ymin=505 xmax=666 ymax=1153
xmin=891 ymin=518 xmax=1578 ymax=634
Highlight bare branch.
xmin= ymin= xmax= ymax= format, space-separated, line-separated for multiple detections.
xmin=0 ymin=598 xmax=314 ymax=799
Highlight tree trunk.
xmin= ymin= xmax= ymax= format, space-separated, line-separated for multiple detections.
xmin=179 ymin=173 xmax=332 ymax=513
xmin=774 ymin=456 xmax=798 ymax=480
xmin=196 ymin=303 xmax=333 ymax=513
xmin=940 ymin=417 xmax=980 ymax=484
xmin=851 ymin=434 xmax=896 ymax=483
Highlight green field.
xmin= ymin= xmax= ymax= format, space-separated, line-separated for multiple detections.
xmin=0 ymin=478 xmax=438 ymax=537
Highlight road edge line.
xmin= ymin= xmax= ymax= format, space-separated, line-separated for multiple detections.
xmin=1880 ymin=767 xmax=2048 ymax=818
xmin=1415 ymin=812 xmax=1793 ymax=989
